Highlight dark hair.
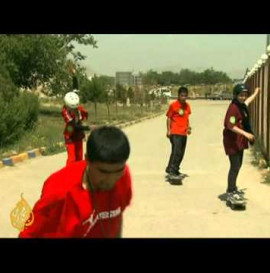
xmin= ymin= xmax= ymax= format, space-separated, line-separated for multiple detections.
xmin=87 ymin=126 xmax=130 ymax=163
xmin=178 ymin=86 xmax=188 ymax=95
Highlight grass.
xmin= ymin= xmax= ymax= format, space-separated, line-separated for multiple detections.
xmin=250 ymin=138 xmax=270 ymax=184
xmin=0 ymin=115 xmax=66 ymax=159
xmin=0 ymin=102 xmax=166 ymax=160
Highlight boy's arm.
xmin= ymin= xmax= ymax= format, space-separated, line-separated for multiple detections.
xmin=166 ymin=118 xmax=171 ymax=137
xmin=166 ymin=104 xmax=173 ymax=138
xmin=187 ymin=120 xmax=192 ymax=135
xmin=116 ymin=216 xmax=123 ymax=238
xmin=19 ymin=197 xmax=63 ymax=238
xmin=230 ymin=126 xmax=254 ymax=142
xmin=245 ymin=87 xmax=261 ymax=106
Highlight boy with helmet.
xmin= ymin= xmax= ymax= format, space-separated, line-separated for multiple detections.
xmin=62 ymin=70 xmax=90 ymax=165
xmin=223 ymin=83 xmax=261 ymax=203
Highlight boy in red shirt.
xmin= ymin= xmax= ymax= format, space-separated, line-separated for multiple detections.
xmin=19 ymin=126 xmax=132 ymax=238
xmin=62 ymin=91 xmax=90 ymax=165
xmin=223 ymin=84 xmax=261 ymax=202
xmin=62 ymin=69 xmax=91 ymax=165
xmin=165 ymin=86 xmax=192 ymax=181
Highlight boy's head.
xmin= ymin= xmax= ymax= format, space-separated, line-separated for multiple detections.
xmin=64 ymin=92 xmax=80 ymax=110
xmin=178 ymin=86 xmax=188 ymax=103
xmin=233 ymin=84 xmax=249 ymax=104
xmin=85 ymin=126 xmax=130 ymax=191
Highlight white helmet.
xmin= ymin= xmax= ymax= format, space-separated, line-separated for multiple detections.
xmin=64 ymin=92 xmax=80 ymax=109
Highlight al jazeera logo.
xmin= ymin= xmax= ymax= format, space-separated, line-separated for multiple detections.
xmin=10 ymin=193 xmax=34 ymax=232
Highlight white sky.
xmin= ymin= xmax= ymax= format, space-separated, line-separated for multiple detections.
xmin=75 ymin=34 xmax=267 ymax=79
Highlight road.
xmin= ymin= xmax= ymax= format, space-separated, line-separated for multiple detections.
xmin=1 ymin=100 xmax=270 ymax=238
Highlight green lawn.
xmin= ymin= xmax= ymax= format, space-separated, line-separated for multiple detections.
xmin=0 ymin=102 xmax=166 ymax=159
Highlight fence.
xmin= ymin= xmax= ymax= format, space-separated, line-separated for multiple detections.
xmin=244 ymin=46 xmax=270 ymax=161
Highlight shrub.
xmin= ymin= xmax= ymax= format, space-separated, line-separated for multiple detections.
xmin=0 ymin=92 xmax=39 ymax=146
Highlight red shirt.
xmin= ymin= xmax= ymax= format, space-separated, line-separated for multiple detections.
xmin=166 ymin=100 xmax=191 ymax=136
xmin=223 ymin=102 xmax=249 ymax=155
xmin=62 ymin=105 xmax=88 ymax=143
xmin=19 ymin=161 xmax=132 ymax=238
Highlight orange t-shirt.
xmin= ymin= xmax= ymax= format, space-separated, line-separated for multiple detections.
xmin=166 ymin=100 xmax=191 ymax=136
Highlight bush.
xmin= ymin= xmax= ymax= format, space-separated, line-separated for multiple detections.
xmin=20 ymin=91 xmax=40 ymax=130
xmin=0 ymin=92 xmax=39 ymax=146
xmin=0 ymin=70 xmax=19 ymax=102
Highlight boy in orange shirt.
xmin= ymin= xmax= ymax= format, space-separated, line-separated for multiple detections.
xmin=165 ymin=86 xmax=192 ymax=181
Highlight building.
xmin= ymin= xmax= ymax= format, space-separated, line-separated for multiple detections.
xmin=133 ymin=75 xmax=143 ymax=86
xmin=115 ymin=72 xmax=143 ymax=87
xmin=115 ymin=72 xmax=134 ymax=86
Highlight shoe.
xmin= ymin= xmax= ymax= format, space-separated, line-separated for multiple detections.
xmin=235 ymin=189 xmax=245 ymax=197
xmin=228 ymin=191 xmax=244 ymax=202
xmin=168 ymin=173 xmax=181 ymax=180
xmin=167 ymin=173 xmax=182 ymax=185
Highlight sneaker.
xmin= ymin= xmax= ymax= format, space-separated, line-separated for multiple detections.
xmin=235 ymin=189 xmax=245 ymax=197
xmin=231 ymin=191 xmax=244 ymax=202
xmin=178 ymin=172 xmax=188 ymax=178
xmin=168 ymin=173 xmax=181 ymax=180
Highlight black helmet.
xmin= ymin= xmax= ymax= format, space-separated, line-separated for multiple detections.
xmin=233 ymin=84 xmax=249 ymax=96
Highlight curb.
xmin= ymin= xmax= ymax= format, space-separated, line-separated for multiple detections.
xmin=0 ymin=112 xmax=164 ymax=168
xmin=1 ymin=148 xmax=43 ymax=167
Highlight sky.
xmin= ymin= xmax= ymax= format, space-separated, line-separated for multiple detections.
xmin=75 ymin=34 xmax=268 ymax=79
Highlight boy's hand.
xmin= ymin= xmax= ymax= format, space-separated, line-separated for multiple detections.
xmin=68 ymin=64 xmax=76 ymax=75
xmin=90 ymin=125 xmax=98 ymax=131
xmin=255 ymin=87 xmax=261 ymax=93
xmin=187 ymin=127 xmax=192 ymax=135
xmin=166 ymin=131 xmax=171 ymax=138
xmin=244 ymin=132 xmax=255 ymax=142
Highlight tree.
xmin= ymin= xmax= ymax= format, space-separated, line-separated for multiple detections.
xmin=0 ymin=34 xmax=97 ymax=95
xmin=127 ymin=87 xmax=134 ymax=103
xmin=115 ymin=84 xmax=128 ymax=105
xmin=85 ymin=76 xmax=107 ymax=121
xmin=178 ymin=69 xmax=198 ymax=85
xmin=142 ymin=70 xmax=159 ymax=85
xmin=159 ymin=71 xmax=176 ymax=85
xmin=98 ymin=75 xmax=115 ymax=88
xmin=0 ymin=67 xmax=19 ymax=102
xmin=144 ymin=88 xmax=152 ymax=109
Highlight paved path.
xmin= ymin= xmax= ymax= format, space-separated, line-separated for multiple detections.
xmin=1 ymin=100 xmax=269 ymax=237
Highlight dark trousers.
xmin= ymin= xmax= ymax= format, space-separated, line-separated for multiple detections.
xmin=166 ymin=135 xmax=187 ymax=175
xmin=227 ymin=150 xmax=244 ymax=193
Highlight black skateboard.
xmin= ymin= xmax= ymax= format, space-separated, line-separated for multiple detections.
xmin=226 ymin=199 xmax=246 ymax=210
xmin=165 ymin=173 xmax=188 ymax=185
xmin=226 ymin=191 xmax=247 ymax=210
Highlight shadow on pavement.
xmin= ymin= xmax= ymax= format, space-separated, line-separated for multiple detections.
xmin=218 ymin=192 xmax=228 ymax=202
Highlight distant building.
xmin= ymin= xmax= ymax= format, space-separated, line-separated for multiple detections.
xmin=115 ymin=72 xmax=143 ymax=87
xmin=115 ymin=72 xmax=133 ymax=86
xmin=133 ymin=75 xmax=143 ymax=86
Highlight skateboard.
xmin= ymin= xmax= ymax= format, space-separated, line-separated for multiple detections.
xmin=226 ymin=193 xmax=247 ymax=210
xmin=165 ymin=174 xmax=187 ymax=185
